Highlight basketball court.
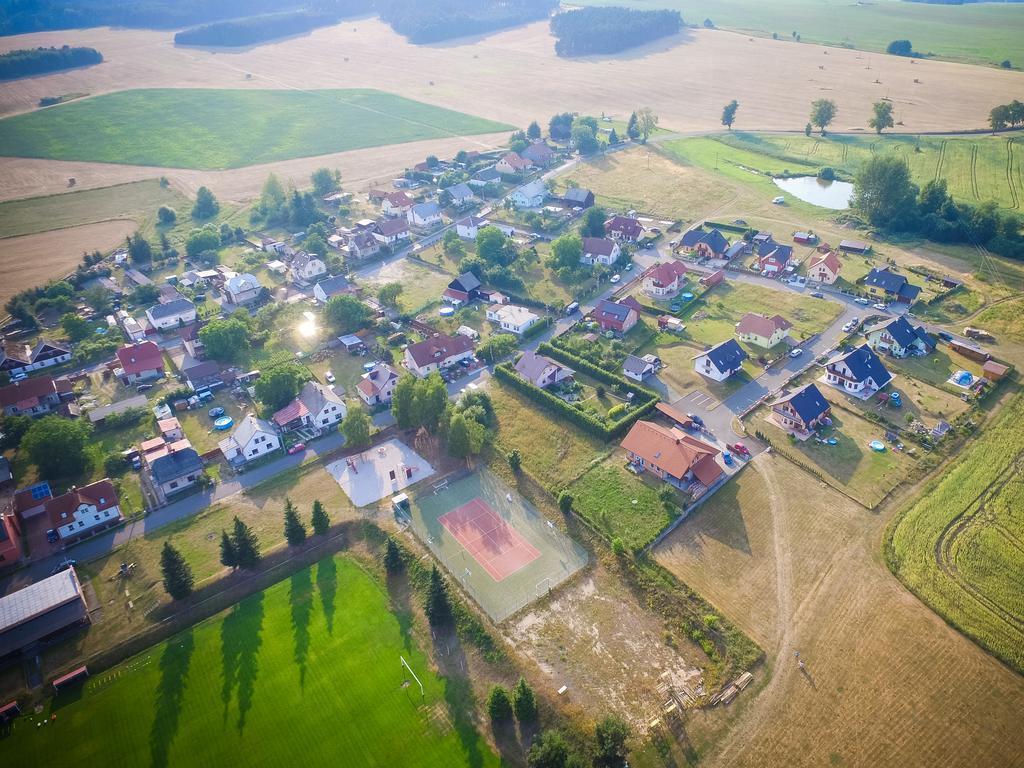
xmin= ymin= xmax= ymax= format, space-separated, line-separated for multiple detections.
xmin=405 ymin=469 xmax=588 ymax=622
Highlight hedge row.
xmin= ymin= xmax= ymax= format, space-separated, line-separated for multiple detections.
xmin=538 ymin=341 xmax=659 ymax=402
xmin=702 ymin=220 xmax=749 ymax=234
xmin=520 ymin=315 xmax=553 ymax=340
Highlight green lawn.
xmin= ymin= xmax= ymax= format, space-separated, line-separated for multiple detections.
xmin=3 ymin=556 xmax=500 ymax=768
xmin=576 ymin=0 xmax=1024 ymax=65
xmin=0 ymin=89 xmax=512 ymax=170
xmin=568 ymin=458 xmax=676 ymax=551
xmin=888 ymin=393 xmax=1024 ymax=673
xmin=973 ymin=296 xmax=1024 ymax=344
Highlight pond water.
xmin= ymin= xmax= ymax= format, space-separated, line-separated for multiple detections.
xmin=773 ymin=176 xmax=854 ymax=209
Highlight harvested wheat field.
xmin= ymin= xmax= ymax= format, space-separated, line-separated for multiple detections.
xmin=1 ymin=19 xmax=1021 ymax=200
xmin=654 ymin=458 xmax=1024 ymax=768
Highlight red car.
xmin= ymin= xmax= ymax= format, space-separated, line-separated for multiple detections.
xmin=287 ymin=442 xmax=306 ymax=455
xmin=732 ymin=442 xmax=751 ymax=457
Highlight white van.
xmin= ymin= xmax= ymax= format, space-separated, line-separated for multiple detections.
xmin=565 ymin=301 xmax=580 ymax=315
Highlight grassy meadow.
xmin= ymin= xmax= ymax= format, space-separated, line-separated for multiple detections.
xmin=576 ymin=0 xmax=1024 ymax=65
xmin=0 ymin=88 xmax=512 ymax=169
xmin=2 ymin=556 xmax=500 ymax=768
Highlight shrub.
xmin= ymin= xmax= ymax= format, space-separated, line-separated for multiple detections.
xmin=486 ymin=685 xmax=513 ymax=724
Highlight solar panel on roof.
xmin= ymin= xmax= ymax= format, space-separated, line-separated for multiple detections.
xmin=30 ymin=482 xmax=51 ymax=500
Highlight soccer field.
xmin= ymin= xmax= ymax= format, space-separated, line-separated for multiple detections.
xmin=0 ymin=88 xmax=512 ymax=170
xmin=1 ymin=556 xmax=500 ymax=768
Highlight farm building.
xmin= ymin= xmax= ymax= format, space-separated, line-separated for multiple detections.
xmin=0 ymin=568 xmax=90 ymax=661
xmin=793 ymin=232 xmax=818 ymax=245
xmin=982 ymin=360 xmax=1010 ymax=380
xmin=443 ymin=272 xmax=483 ymax=306
xmin=561 ymin=187 xmax=595 ymax=208
xmin=700 ymin=269 xmax=725 ymax=288
xmin=839 ymin=239 xmax=871 ymax=255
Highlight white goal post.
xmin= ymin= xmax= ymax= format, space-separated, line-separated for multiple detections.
xmin=400 ymin=655 xmax=425 ymax=700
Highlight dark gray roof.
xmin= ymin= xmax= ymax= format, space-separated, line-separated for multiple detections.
xmin=623 ymin=354 xmax=653 ymax=376
xmin=683 ymin=228 xmax=728 ymax=253
xmin=147 ymin=298 xmax=195 ymax=320
xmin=563 ymin=187 xmax=593 ymax=204
xmin=315 ymin=275 xmax=351 ymax=297
xmin=773 ymin=383 xmax=830 ymax=424
xmin=867 ymin=315 xmax=933 ymax=349
xmin=150 ymin=448 xmax=203 ymax=484
xmin=863 ymin=267 xmax=920 ymax=300
xmin=450 ymin=272 xmax=481 ymax=293
xmin=473 ymin=167 xmax=500 ymax=182
xmin=596 ymin=299 xmax=633 ymax=322
xmin=829 ymin=344 xmax=893 ymax=388
xmin=699 ymin=339 xmax=748 ymax=371
xmin=725 ymin=242 xmax=748 ymax=259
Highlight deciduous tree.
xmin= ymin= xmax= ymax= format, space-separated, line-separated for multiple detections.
xmin=869 ymin=101 xmax=894 ymax=134
xmin=377 ymin=282 xmax=403 ymax=308
xmin=340 ymin=403 xmax=372 ymax=449
xmin=311 ymin=167 xmax=341 ymax=197
xmin=324 ymin=295 xmax=373 ymax=334
xmin=198 ymin=317 xmax=250 ymax=363
xmin=23 ymin=416 xmax=92 ymax=478
xmin=721 ymin=99 xmax=739 ymax=130
xmin=192 ymin=186 xmax=219 ymax=219
xmin=594 ymin=715 xmax=631 ymax=767
xmin=579 ymin=206 xmax=607 ymax=237
xmin=809 ymin=99 xmax=837 ymax=135
xmin=61 ymin=313 xmax=92 ymax=342
xmin=636 ymin=106 xmax=658 ymax=142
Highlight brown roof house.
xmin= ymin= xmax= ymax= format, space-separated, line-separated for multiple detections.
xmin=44 ymin=480 xmax=122 ymax=545
xmin=807 ymin=250 xmax=842 ymax=285
xmin=115 ymin=342 xmax=164 ymax=385
xmin=621 ymin=420 xmax=724 ymax=496
xmin=404 ymin=334 xmax=475 ymax=378
xmin=513 ymin=351 xmax=574 ymax=389
xmin=0 ymin=376 xmax=74 ymax=419
xmin=735 ymin=313 xmax=792 ymax=349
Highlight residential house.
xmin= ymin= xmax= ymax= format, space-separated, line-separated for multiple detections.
xmin=839 ymin=239 xmax=871 ymax=255
xmin=678 ymin=228 xmax=729 ymax=259
xmin=342 ymin=230 xmax=381 ymax=262
xmin=158 ymin=416 xmax=184 ymax=441
xmin=824 ymin=344 xmax=893 ymax=395
xmin=116 ymin=341 xmax=164 ymax=384
xmin=404 ymin=334 xmax=475 ymax=378
xmin=496 ymin=152 xmax=533 ymax=176
xmin=446 ymin=183 xmax=475 ymax=207
xmin=381 ymin=191 xmax=415 ymax=217
xmin=469 ymin=166 xmax=501 ymax=187
xmin=692 ymin=339 xmax=748 ymax=382
xmin=443 ymin=272 xmax=482 ymax=306
xmin=0 ymin=376 xmax=74 ymax=418
xmin=150 ymin=447 xmax=204 ymax=503
xmin=593 ymin=297 xmax=640 ymax=334
xmin=621 ymin=420 xmax=724 ymax=492
xmin=755 ymin=239 xmax=794 ymax=276
xmin=642 ymin=261 xmax=688 ymax=298
xmin=864 ymin=316 xmax=935 ymax=358
xmin=117 ymin=311 xmax=146 ymax=343
xmin=44 ymin=479 xmax=122 ymax=545
xmin=807 ymin=250 xmax=842 ymax=284
xmin=456 ymin=216 xmax=488 ymax=240
xmin=604 ymin=215 xmax=643 ymax=242
xmin=218 ymin=414 xmax=281 ymax=465
xmin=357 ymin=362 xmax=400 ymax=406
xmin=561 ymin=187 xmax=595 ymax=209
xmin=373 ymin=218 xmax=411 ymax=246
xmin=290 ymin=252 xmax=328 ymax=285
xmin=580 ymin=237 xmax=621 ymax=266
xmin=513 ymin=351 xmax=574 ymax=389
xmin=157 ymin=284 xmax=184 ymax=304
xmin=407 ymin=201 xmax=443 ymax=229
xmin=861 ymin=267 xmax=921 ymax=304
xmin=735 ymin=313 xmax=792 ymax=349
xmin=223 ymin=273 xmax=263 ymax=306
xmin=520 ymin=142 xmax=556 ymax=167
xmin=509 ymin=179 xmax=547 ymax=209
xmin=313 ymin=275 xmax=355 ymax=304
xmin=486 ymin=305 xmax=539 ymax=335
xmin=0 ymin=339 xmax=71 ymax=375
xmin=272 ymin=381 xmax=346 ymax=432
xmin=623 ymin=354 xmax=661 ymax=382
xmin=770 ymin=383 xmax=832 ymax=434
xmin=145 ymin=298 xmax=196 ymax=331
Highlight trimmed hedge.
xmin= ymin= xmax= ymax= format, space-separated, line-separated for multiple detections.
xmin=520 ymin=315 xmax=553 ymax=340
xmin=703 ymin=220 xmax=749 ymax=233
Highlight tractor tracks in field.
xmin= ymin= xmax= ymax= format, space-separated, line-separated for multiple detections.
xmin=1006 ymin=139 xmax=1021 ymax=210
xmin=934 ymin=139 xmax=947 ymax=181
xmin=969 ymin=144 xmax=981 ymax=201
xmin=933 ymin=459 xmax=1024 ymax=636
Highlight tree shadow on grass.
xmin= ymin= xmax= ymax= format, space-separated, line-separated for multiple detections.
xmin=149 ymin=629 xmax=195 ymax=768
xmin=220 ymin=591 xmax=264 ymax=735
xmin=385 ymin=569 xmax=415 ymax=654
xmin=315 ymin=556 xmax=338 ymax=636
xmin=290 ymin=567 xmax=314 ymax=691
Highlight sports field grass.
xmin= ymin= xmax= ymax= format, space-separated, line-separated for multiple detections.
xmin=0 ymin=88 xmax=512 ymax=170
xmin=2 ymin=556 xmax=500 ymax=767
xmin=661 ymin=133 xmax=1024 ymax=210
xmin=576 ymin=0 xmax=1024 ymax=65
xmin=888 ymin=392 xmax=1024 ymax=673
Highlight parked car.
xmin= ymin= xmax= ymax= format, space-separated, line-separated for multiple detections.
xmin=610 ymin=274 xmax=621 ymax=284
xmin=810 ymin=292 xmax=824 ymax=299
xmin=772 ymin=196 xmax=785 ymax=205
xmin=789 ymin=348 xmax=803 ymax=358
xmin=687 ymin=413 xmax=704 ymax=426
xmin=937 ymin=330 xmax=954 ymax=342
xmin=873 ymin=303 xmax=889 ymax=311
xmin=136 ymin=383 xmax=153 ymax=392
xmin=854 ymin=297 xmax=870 ymax=305
xmin=325 ymin=371 xmax=336 ymax=384
xmin=288 ymin=442 xmax=306 ymax=455
xmin=732 ymin=442 xmax=751 ymax=457
xmin=209 ymin=406 xmax=225 ymax=418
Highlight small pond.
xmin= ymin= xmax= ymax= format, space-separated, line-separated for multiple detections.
xmin=773 ymin=176 xmax=854 ymax=209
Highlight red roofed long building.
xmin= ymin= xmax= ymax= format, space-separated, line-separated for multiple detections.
xmin=116 ymin=342 xmax=164 ymax=385
xmin=0 ymin=376 xmax=74 ymax=418
xmin=621 ymin=420 xmax=724 ymax=494
xmin=44 ymin=479 xmax=122 ymax=544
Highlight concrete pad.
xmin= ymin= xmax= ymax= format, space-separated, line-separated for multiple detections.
xmin=326 ymin=438 xmax=435 ymax=507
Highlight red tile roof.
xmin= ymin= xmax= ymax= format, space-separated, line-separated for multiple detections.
xmin=45 ymin=479 xmax=119 ymax=529
xmin=645 ymin=261 xmax=687 ymax=287
xmin=116 ymin=342 xmax=163 ymax=376
xmin=0 ymin=376 xmax=63 ymax=409
xmin=620 ymin=420 xmax=722 ymax=485
xmin=736 ymin=313 xmax=791 ymax=338
xmin=272 ymin=398 xmax=310 ymax=427
xmin=809 ymin=250 xmax=842 ymax=274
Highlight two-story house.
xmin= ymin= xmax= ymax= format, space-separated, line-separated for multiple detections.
xmin=621 ymin=420 xmax=723 ymax=492
xmin=580 ymin=237 xmax=621 ymax=266
xmin=604 ymin=215 xmax=643 ymax=242
xmin=864 ymin=315 xmax=935 ymax=358
xmin=496 ymin=152 xmax=533 ymax=176
xmin=290 ymin=252 xmax=328 ymax=285
xmin=149 ymin=447 xmax=204 ymax=504
xmin=770 ymin=383 xmax=832 ymax=435
xmin=373 ymin=218 xmax=411 ymax=246
xmin=692 ymin=339 xmax=748 ymax=381
xmin=735 ymin=313 xmax=792 ymax=349
xmin=381 ymin=191 xmax=415 ymax=217
xmin=218 ymin=414 xmax=281 ymax=465
xmin=446 ymin=182 xmax=475 ymax=207
xmin=594 ymin=297 xmax=641 ymax=334
xmin=145 ymin=298 xmax=196 ymax=331
xmin=44 ymin=479 xmax=122 ymax=545
xmin=513 ymin=351 xmax=574 ymax=389
xmin=807 ymin=250 xmax=842 ymax=284
xmin=486 ymin=305 xmax=539 ymax=335
xmin=404 ymin=334 xmax=475 ymax=378
xmin=116 ymin=341 xmax=165 ymax=384
xmin=407 ymin=201 xmax=443 ymax=229
xmin=223 ymin=273 xmax=263 ymax=306
xmin=0 ymin=339 xmax=71 ymax=376
xmin=0 ymin=376 xmax=74 ymax=418
xmin=272 ymin=381 xmax=347 ymax=432
xmin=313 ymin=275 xmax=355 ymax=304
xmin=678 ymin=228 xmax=729 ymax=259
xmin=861 ymin=267 xmax=922 ymax=304
xmin=642 ymin=261 xmax=688 ymax=298
xmin=824 ymin=344 xmax=893 ymax=395
xmin=357 ymin=362 xmax=400 ymax=406
xmin=509 ymin=179 xmax=547 ymax=209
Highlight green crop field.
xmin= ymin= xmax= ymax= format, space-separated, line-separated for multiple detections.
xmin=2 ymin=556 xmax=500 ymax=768
xmin=575 ymin=0 xmax=1024 ymax=65
xmin=661 ymin=133 xmax=1024 ymax=210
xmin=0 ymin=88 xmax=512 ymax=170
xmin=888 ymin=392 xmax=1024 ymax=673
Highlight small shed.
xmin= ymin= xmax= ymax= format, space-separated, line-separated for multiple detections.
xmin=982 ymin=360 xmax=1010 ymax=381
xmin=338 ymin=334 xmax=366 ymax=354
xmin=700 ymin=269 xmax=725 ymax=288
xmin=839 ymin=239 xmax=871 ymax=255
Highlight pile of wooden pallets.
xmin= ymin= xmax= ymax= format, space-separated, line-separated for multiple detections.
xmin=709 ymin=671 xmax=754 ymax=707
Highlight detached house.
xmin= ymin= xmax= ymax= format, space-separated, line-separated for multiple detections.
xmin=404 ymin=334 xmax=475 ymax=378
xmin=446 ymin=182 xmax=475 ymax=207
xmin=581 ymin=237 xmax=621 ymax=266
xmin=407 ymin=201 xmax=443 ymax=229
xmin=0 ymin=339 xmax=71 ymax=376
xmin=770 ymin=383 xmax=832 ymax=435
xmin=824 ymin=344 xmax=893 ymax=395
xmin=373 ymin=218 xmax=411 ymax=246
xmin=509 ymin=179 xmax=547 ymax=209
xmin=621 ymin=420 xmax=724 ymax=493
xmin=520 ymin=142 xmax=556 ymax=167
xmin=381 ymin=191 xmax=415 ymax=216
xmin=44 ymin=479 xmax=122 ymax=545
xmin=486 ymin=305 xmax=539 ymax=335
xmin=314 ymin=275 xmax=355 ymax=304
xmin=469 ymin=166 xmax=501 ymax=188
xmin=865 ymin=316 xmax=935 ymax=358
xmin=604 ymin=215 xmax=643 ymax=242
xmin=272 ymin=381 xmax=346 ymax=432
xmin=755 ymin=239 xmax=794 ymax=276
xmin=735 ymin=313 xmax=792 ymax=349
xmin=290 ymin=252 xmax=328 ymax=285
xmin=357 ymin=362 xmax=400 ymax=406
xmin=594 ymin=297 xmax=640 ymax=334
xmin=693 ymin=339 xmax=748 ymax=382
xmin=514 ymin=351 xmax=574 ymax=389
xmin=642 ymin=261 xmax=688 ymax=298
xmin=146 ymin=298 xmax=196 ymax=331
xmin=678 ymin=228 xmax=729 ymax=259
xmin=862 ymin=267 xmax=921 ymax=304
xmin=223 ymin=273 xmax=263 ymax=306
xmin=456 ymin=216 xmax=488 ymax=240
xmin=496 ymin=152 xmax=533 ymax=176
xmin=0 ymin=376 xmax=74 ymax=418
xmin=150 ymin=448 xmax=204 ymax=504
xmin=443 ymin=272 xmax=482 ymax=306
xmin=623 ymin=354 xmax=661 ymax=382
xmin=807 ymin=250 xmax=842 ymax=284
xmin=116 ymin=341 xmax=164 ymax=384
xmin=219 ymin=414 xmax=281 ymax=465
xmin=342 ymin=230 xmax=381 ymax=262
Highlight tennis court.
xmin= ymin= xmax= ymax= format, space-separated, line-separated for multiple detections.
xmin=407 ymin=469 xmax=588 ymax=622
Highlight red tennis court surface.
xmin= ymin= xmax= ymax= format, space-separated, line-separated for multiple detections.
xmin=438 ymin=498 xmax=541 ymax=582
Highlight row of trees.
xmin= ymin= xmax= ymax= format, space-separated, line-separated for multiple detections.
xmin=550 ymin=6 xmax=683 ymax=57
xmin=0 ymin=45 xmax=102 ymax=80
xmin=379 ymin=0 xmax=557 ymax=44
xmin=989 ymin=100 xmax=1024 ymax=131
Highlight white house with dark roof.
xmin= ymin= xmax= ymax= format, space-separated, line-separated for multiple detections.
xmin=823 ymin=344 xmax=893 ymax=396
xmin=770 ymin=383 xmax=832 ymax=436
xmin=514 ymin=351 xmax=573 ymax=389
xmin=0 ymin=339 xmax=71 ymax=375
xmin=149 ymin=447 xmax=204 ymax=504
xmin=580 ymin=237 xmax=620 ymax=266
xmin=446 ymin=182 xmax=475 ymax=207
xmin=692 ymin=339 xmax=748 ymax=382
xmin=509 ymin=179 xmax=547 ymax=209
xmin=313 ymin=275 xmax=354 ymax=304
xmin=290 ymin=252 xmax=328 ymax=285
xmin=223 ymin=273 xmax=263 ymax=306
xmin=145 ymin=298 xmax=196 ymax=330
xmin=469 ymin=166 xmax=501 ymax=187
xmin=623 ymin=354 xmax=661 ymax=382
xmin=218 ymin=414 xmax=280 ymax=465
xmin=373 ymin=218 xmax=410 ymax=245
xmin=864 ymin=316 xmax=935 ymax=358
xmin=407 ymin=201 xmax=443 ymax=228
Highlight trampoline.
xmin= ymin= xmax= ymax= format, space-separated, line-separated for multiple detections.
xmin=214 ymin=416 xmax=234 ymax=430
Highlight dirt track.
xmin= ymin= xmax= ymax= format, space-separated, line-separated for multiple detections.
xmin=1 ymin=19 xmax=1021 ymax=202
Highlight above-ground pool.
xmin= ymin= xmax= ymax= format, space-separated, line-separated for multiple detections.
xmin=680 ymin=292 xmax=694 ymax=300
xmin=214 ymin=416 xmax=234 ymax=430
xmin=439 ymin=306 xmax=455 ymax=317
xmin=955 ymin=370 xmax=974 ymax=386
xmin=869 ymin=440 xmax=886 ymax=452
